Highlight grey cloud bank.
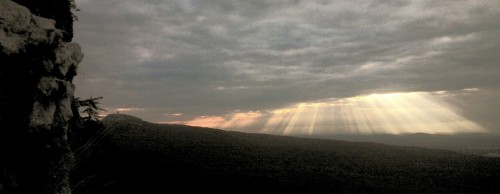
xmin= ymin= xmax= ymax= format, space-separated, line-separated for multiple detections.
xmin=73 ymin=0 xmax=500 ymax=133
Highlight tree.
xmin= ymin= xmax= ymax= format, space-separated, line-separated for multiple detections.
xmin=75 ymin=96 xmax=106 ymax=122
xmin=69 ymin=97 xmax=106 ymax=156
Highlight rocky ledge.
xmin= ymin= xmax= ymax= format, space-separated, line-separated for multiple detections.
xmin=0 ymin=0 xmax=83 ymax=193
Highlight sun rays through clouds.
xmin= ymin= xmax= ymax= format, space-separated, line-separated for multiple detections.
xmin=261 ymin=92 xmax=484 ymax=135
xmin=177 ymin=92 xmax=485 ymax=135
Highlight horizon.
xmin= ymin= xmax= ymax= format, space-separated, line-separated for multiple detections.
xmin=73 ymin=0 xmax=500 ymax=135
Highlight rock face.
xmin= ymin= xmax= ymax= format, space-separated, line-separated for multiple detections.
xmin=0 ymin=0 xmax=82 ymax=193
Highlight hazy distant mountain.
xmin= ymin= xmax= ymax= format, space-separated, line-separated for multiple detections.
xmin=299 ymin=132 xmax=500 ymax=156
xmin=71 ymin=114 xmax=500 ymax=193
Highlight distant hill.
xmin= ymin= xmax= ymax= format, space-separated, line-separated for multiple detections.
xmin=297 ymin=132 xmax=500 ymax=156
xmin=71 ymin=114 xmax=500 ymax=193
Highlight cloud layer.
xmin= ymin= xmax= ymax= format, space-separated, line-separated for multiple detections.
xmin=73 ymin=0 xmax=500 ymax=132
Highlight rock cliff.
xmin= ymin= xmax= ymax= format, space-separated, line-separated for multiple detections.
xmin=0 ymin=0 xmax=82 ymax=193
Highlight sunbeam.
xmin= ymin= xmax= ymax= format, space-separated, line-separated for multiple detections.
xmin=176 ymin=92 xmax=486 ymax=135
xmin=260 ymin=92 xmax=485 ymax=135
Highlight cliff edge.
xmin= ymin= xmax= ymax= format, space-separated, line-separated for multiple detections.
xmin=0 ymin=0 xmax=82 ymax=193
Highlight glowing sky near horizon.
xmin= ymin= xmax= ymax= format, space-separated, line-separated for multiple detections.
xmin=169 ymin=92 xmax=485 ymax=135
xmin=73 ymin=0 xmax=500 ymax=134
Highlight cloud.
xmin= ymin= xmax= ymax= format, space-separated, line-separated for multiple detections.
xmin=115 ymin=107 xmax=145 ymax=112
xmin=169 ymin=92 xmax=486 ymax=135
xmin=164 ymin=113 xmax=183 ymax=117
xmin=73 ymin=0 xmax=500 ymax=132
xmin=175 ymin=111 xmax=264 ymax=129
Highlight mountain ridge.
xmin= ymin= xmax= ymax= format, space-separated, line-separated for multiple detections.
xmin=71 ymin=114 xmax=500 ymax=193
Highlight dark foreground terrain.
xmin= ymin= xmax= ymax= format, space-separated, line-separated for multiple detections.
xmin=71 ymin=114 xmax=500 ymax=193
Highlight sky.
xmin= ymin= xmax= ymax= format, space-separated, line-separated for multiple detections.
xmin=73 ymin=0 xmax=500 ymax=135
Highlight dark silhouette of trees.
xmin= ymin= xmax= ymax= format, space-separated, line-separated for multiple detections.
xmin=69 ymin=97 xmax=106 ymax=148
xmin=75 ymin=96 xmax=106 ymax=122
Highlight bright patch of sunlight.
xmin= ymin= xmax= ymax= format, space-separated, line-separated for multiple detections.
xmin=173 ymin=92 xmax=485 ymax=135
xmin=261 ymin=92 xmax=485 ymax=135
xmin=181 ymin=112 xmax=263 ymax=129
